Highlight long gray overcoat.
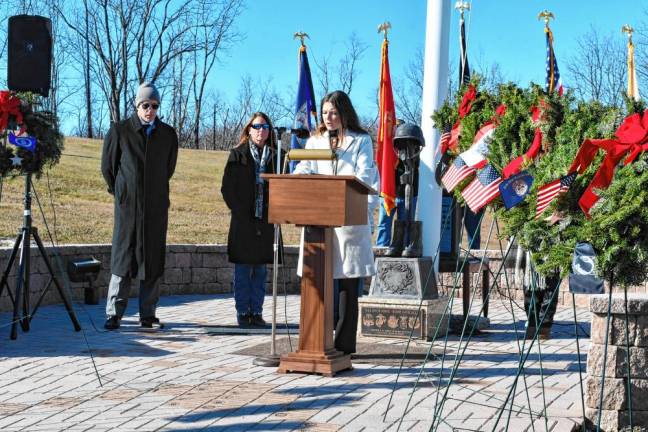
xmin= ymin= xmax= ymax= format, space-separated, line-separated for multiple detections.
xmin=101 ymin=113 xmax=178 ymax=280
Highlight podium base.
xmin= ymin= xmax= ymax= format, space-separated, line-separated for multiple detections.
xmin=277 ymin=349 xmax=352 ymax=377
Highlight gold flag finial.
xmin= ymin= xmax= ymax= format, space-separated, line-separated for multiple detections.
xmin=455 ymin=1 xmax=470 ymax=18
xmin=377 ymin=22 xmax=391 ymax=40
xmin=622 ymin=24 xmax=634 ymax=42
xmin=293 ymin=32 xmax=309 ymax=47
xmin=538 ymin=10 xmax=555 ymax=28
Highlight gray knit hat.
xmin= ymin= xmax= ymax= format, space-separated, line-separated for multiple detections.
xmin=135 ymin=81 xmax=160 ymax=106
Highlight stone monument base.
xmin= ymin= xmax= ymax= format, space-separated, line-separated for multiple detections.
xmin=358 ymin=296 xmax=448 ymax=341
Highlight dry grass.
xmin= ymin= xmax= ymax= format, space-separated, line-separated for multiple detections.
xmin=0 ymin=137 xmax=500 ymax=250
xmin=0 ymin=137 xmax=302 ymax=246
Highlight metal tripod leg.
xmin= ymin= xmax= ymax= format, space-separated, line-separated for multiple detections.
xmin=11 ymin=228 xmax=31 ymax=339
xmin=31 ymin=228 xmax=82 ymax=331
xmin=0 ymin=232 xmax=22 ymax=303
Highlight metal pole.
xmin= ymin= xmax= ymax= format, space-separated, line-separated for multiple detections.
xmin=419 ymin=0 xmax=451 ymax=266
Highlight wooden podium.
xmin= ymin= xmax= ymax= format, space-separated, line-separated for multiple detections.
xmin=262 ymin=174 xmax=375 ymax=377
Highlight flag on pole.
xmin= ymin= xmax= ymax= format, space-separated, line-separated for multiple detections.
xmin=535 ymin=172 xmax=576 ymax=219
xmin=441 ymin=156 xmax=473 ymax=192
xmin=376 ymin=38 xmax=397 ymax=215
xmin=545 ymin=27 xmax=564 ymax=95
xmin=459 ymin=12 xmax=470 ymax=87
xmin=441 ymin=115 xmax=497 ymax=192
xmin=461 ymin=164 xmax=502 ymax=213
xmin=290 ymin=44 xmax=317 ymax=172
xmin=627 ymin=37 xmax=640 ymax=101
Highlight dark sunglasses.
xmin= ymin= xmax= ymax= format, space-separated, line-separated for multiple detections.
xmin=250 ymin=123 xmax=270 ymax=130
xmin=141 ymin=102 xmax=160 ymax=110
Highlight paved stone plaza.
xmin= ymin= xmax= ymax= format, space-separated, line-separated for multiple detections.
xmin=0 ymin=293 xmax=590 ymax=431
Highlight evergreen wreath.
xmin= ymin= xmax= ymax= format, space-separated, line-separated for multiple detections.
xmin=0 ymin=91 xmax=64 ymax=178
xmin=433 ymin=77 xmax=648 ymax=286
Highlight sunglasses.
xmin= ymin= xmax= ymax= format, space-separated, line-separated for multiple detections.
xmin=141 ymin=102 xmax=160 ymax=110
xmin=250 ymin=123 xmax=270 ymax=130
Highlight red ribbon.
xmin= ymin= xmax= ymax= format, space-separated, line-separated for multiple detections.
xmin=443 ymin=85 xmax=477 ymax=154
xmin=569 ymin=111 xmax=648 ymax=217
xmin=0 ymin=91 xmax=24 ymax=134
xmin=502 ymin=102 xmax=547 ymax=179
xmin=458 ymin=84 xmax=476 ymax=119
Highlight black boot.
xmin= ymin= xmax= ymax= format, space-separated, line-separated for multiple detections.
xmin=386 ymin=221 xmax=407 ymax=257
xmin=402 ymin=221 xmax=422 ymax=258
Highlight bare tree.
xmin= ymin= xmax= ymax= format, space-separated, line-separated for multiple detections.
xmin=394 ymin=47 xmax=424 ymax=125
xmin=338 ymin=32 xmax=368 ymax=95
xmin=565 ymin=26 xmax=626 ymax=107
xmin=313 ymin=32 xmax=368 ymax=98
xmin=189 ymin=0 xmax=243 ymax=149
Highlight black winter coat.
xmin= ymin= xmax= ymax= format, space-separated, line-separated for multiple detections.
xmin=221 ymin=142 xmax=281 ymax=264
xmin=101 ymin=114 xmax=178 ymax=280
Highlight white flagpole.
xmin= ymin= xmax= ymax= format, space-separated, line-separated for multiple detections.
xmin=418 ymin=0 xmax=451 ymax=266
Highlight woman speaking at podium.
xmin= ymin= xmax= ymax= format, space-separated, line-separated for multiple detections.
xmin=293 ymin=91 xmax=379 ymax=354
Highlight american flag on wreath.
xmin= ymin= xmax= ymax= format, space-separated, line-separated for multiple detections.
xmin=461 ymin=164 xmax=502 ymax=213
xmin=441 ymin=156 xmax=473 ymax=192
xmin=535 ymin=172 xmax=576 ymax=219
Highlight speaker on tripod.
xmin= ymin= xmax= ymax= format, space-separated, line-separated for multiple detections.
xmin=7 ymin=15 xmax=52 ymax=97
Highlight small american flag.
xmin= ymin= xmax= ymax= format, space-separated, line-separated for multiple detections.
xmin=535 ymin=172 xmax=576 ymax=219
xmin=436 ymin=124 xmax=452 ymax=157
xmin=461 ymin=164 xmax=502 ymax=213
xmin=441 ymin=156 xmax=474 ymax=192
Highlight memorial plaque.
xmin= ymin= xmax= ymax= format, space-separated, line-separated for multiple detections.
xmin=360 ymin=306 xmax=425 ymax=339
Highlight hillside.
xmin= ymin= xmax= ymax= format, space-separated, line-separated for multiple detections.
xmin=0 ymin=137 xmax=303 ymax=246
xmin=1 ymin=137 xmax=497 ymax=250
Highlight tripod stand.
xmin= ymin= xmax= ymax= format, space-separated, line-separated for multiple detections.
xmin=0 ymin=172 xmax=81 ymax=339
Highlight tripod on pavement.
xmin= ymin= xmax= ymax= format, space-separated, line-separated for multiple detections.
xmin=0 ymin=173 xmax=81 ymax=339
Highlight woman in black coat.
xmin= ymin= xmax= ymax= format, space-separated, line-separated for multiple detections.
xmin=221 ymin=112 xmax=280 ymax=327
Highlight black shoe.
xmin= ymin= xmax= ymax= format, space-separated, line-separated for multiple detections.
xmin=104 ymin=316 xmax=120 ymax=330
xmin=237 ymin=313 xmax=251 ymax=327
xmin=140 ymin=317 xmax=164 ymax=329
xmin=250 ymin=314 xmax=267 ymax=327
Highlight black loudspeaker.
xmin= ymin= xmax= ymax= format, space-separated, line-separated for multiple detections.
xmin=8 ymin=15 xmax=52 ymax=97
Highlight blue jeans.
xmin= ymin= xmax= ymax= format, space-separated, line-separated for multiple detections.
xmin=233 ymin=264 xmax=267 ymax=315
xmin=375 ymin=197 xmax=418 ymax=246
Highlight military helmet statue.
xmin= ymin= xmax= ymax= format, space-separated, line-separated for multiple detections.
xmin=393 ymin=123 xmax=425 ymax=150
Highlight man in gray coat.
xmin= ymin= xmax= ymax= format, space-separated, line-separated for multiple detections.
xmin=101 ymin=82 xmax=178 ymax=330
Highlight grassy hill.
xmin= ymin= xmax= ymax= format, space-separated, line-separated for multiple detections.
xmin=0 ymin=137 xmax=303 ymax=246
xmin=1 ymin=137 xmax=498 ymax=249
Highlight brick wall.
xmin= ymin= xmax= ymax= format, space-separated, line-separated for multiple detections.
xmin=1 ymin=245 xmax=646 ymax=313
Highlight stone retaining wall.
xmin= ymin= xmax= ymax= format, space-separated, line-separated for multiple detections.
xmin=0 ymin=244 xmax=300 ymax=313
xmin=1 ymin=245 xmax=646 ymax=313
xmin=586 ymin=294 xmax=648 ymax=430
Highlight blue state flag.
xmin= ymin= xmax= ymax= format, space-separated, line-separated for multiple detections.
xmin=290 ymin=45 xmax=317 ymax=172
xmin=499 ymin=171 xmax=533 ymax=209
xmin=8 ymin=132 xmax=37 ymax=152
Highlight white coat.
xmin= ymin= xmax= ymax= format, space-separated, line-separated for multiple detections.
xmin=293 ymin=130 xmax=379 ymax=279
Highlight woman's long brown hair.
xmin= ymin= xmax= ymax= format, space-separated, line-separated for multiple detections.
xmin=237 ymin=111 xmax=276 ymax=148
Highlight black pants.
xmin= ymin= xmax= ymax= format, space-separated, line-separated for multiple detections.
xmin=334 ymin=278 xmax=359 ymax=354
xmin=524 ymin=273 xmax=561 ymax=328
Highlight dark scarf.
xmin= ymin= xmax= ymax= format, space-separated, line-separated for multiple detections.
xmin=249 ymin=142 xmax=270 ymax=219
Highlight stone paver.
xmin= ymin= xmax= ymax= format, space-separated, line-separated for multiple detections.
xmin=0 ymin=293 xmax=590 ymax=431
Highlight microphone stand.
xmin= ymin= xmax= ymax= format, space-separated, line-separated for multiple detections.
xmin=253 ymin=126 xmax=287 ymax=367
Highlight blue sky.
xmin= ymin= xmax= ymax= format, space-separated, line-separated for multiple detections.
xmin=212 ymin=0 xmax=642 ymax=124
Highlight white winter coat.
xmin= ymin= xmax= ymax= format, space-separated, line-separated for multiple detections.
xmin=293 ymin=130 xmax=379 ymax=279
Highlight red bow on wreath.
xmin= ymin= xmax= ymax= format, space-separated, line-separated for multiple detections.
xmin=442 ymin=84 xmax=477 ymax=155
xmin=569 ymin=111 xmax=648 ymax=217
xmin=0 ymin=91 xmax=25 ymax=134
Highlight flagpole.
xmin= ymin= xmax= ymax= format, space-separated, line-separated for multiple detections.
xmin=419 ymin=0 xmax=451 ymax=263
xmin=622 ymin=24 xmax=640 ymax=101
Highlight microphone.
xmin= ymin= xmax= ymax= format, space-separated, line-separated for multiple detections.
xmin=290 ymin=128 xmax=311 ymax=139
xmin=328 ymin=130 xmax=340 ymax=175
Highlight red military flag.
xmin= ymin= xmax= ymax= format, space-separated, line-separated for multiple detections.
xmin=376 ymin=38 xmax=397 ymax=215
